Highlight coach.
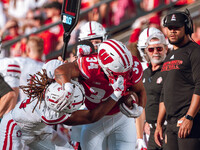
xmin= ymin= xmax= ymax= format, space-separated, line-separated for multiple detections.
xmin=154 ymin=9 xmax=200 ymax=150
xmin=143 ymin=31 xmax=168 ymax=150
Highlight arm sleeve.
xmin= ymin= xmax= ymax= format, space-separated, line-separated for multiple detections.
xmin=159 ymin=87 xmax=164 ymax=103
xmin=77 ymin=57 xmax=90 ymax=79
xmin=131 ymin=56 xmax=143 ymax=84
xmin=4 ymin=59 xmax=21 ymax=88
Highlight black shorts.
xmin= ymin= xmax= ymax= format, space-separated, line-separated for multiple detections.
xmin=0 ymin=75 xmax=13 ymax=98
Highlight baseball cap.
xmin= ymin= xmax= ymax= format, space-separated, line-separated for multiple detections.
xmin=163 ymin=12 xmax=188 ymax=28
xmin=146 ymin=32 xmax=167 ymax=46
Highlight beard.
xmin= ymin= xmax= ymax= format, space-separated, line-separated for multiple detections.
xmin=151 ymin=58 xmax=163 ymax=64
xmin=168 ymin=36 xmax=184 ymax=45
xmin=150 ymin=54 xmax=166 ymax=65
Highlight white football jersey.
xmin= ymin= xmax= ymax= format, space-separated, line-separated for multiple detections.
xmin=0 ymin=58 xmax=21 ymax=88
xmin=14 ymin=57 xmax=44 ymax=101
xmin=12 ymin=98 xmax=71 ymax=132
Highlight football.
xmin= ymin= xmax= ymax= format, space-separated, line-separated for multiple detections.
xmin=119 ymin=91 xmax=138 ymax=109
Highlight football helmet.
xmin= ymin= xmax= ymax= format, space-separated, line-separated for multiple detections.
xmin=98 ymin=39 xmax=133 ymax=79
xmin=78 ymin=21 xmax=107 ymax=42
xmin=137 ymin=27 xmax=162 ymax=62
xmin=45 ymin=80 xmax=85 ymax=113
xmin=42 ymin=59 xmax=64 ymax=79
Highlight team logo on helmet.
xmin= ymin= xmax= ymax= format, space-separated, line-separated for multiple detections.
xmin=98 ymin=49 xmax=114 ymax=65
xmin=98 ymin=39 xmax=133 ymax=80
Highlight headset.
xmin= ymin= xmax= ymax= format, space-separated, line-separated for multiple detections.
xmin=163 ymin=9 xmax=194 ymax=36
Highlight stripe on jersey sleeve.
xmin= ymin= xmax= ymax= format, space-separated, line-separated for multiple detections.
xmin=77 ymin=58 xmax=89 ymax=79
xmin=7 ymin=64 xmax=21 ymax=74
xmin=42 ymin=114 xmax=70 ymax=125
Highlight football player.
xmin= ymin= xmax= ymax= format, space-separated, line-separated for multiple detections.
xmin=0 ymin=60 xmax=84 ymax=150
xmin=76 ymin=21 xmax=107 ymax=56
xmin=55 ymin=39 xmax=146 ymax=150
xmin=0 ymin=41 xmax=21 ymax=119
xmin=14 ymin=36 xmax=44 ymax=102
xmin=58 ymin=21 xmax=107 ymax=62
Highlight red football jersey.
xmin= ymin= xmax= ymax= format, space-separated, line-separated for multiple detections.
xmin=77 ymin=54 xmax=143 ymax=115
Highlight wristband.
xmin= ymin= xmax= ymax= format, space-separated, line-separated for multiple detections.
xmin=62 ymin=82 xmax=74 ymax=91
xmin=110 ymin=93 xmax=121 ymax=102
xmin=185 ymin=115 xmax=194 ymax=121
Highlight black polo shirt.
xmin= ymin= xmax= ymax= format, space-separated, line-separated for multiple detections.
xmin=161 ymin=41 xmax=200 ymax=120
xmin=143 ymin=64 xmax=165 ymax=124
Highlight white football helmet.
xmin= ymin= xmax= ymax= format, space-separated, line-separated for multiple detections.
xmin=98 ymin=39 xmax=133 ymax=79
xmin=79 ymin=21 xmax=107 ymax=42
xmin=45 ymin=80 xmax=85 ymax=113
xmin=137 ymin=27 xmax=162 ymax=62
xmin=42 ymin=59 xmax=64 ymax=79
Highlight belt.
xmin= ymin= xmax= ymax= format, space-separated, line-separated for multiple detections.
xmin=149 ymin=120 xmax=167 ymax=129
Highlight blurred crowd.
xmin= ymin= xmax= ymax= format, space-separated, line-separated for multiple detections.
xmin=0 ymin=0 xmax=134 ymax=59
xmin=127 ymin=0 xmax=200 ymax=62
xmin=1 ymin=0 xmax=198 ymax=61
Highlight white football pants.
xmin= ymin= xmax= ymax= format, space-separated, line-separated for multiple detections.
xmin=0 ymin=112 xmax=25 ymax=150
xmin=0 ymin=112 xmax=71 ymax=150
xmin=80 ymin=112 xmax=136 ymax=150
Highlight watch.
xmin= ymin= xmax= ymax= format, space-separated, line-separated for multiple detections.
xmin=185 ymin=115 xmax=194 ymax=121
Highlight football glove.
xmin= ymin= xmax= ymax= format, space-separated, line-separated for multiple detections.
xmin=120 ymin=101 xmax=143 ymax=118
xmin=77 ymin=45 xmax=92 ymax=56
xmin=56 ymin=82 xmax=75 ymax=111
xmin=110 ymin=76 xmax=125 ymax=101
xmin=135 ymin=139 xmax=147 ymax=150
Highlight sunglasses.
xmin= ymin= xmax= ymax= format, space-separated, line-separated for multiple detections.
xmin=147 ymin=47 xmax=163 ymax=52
